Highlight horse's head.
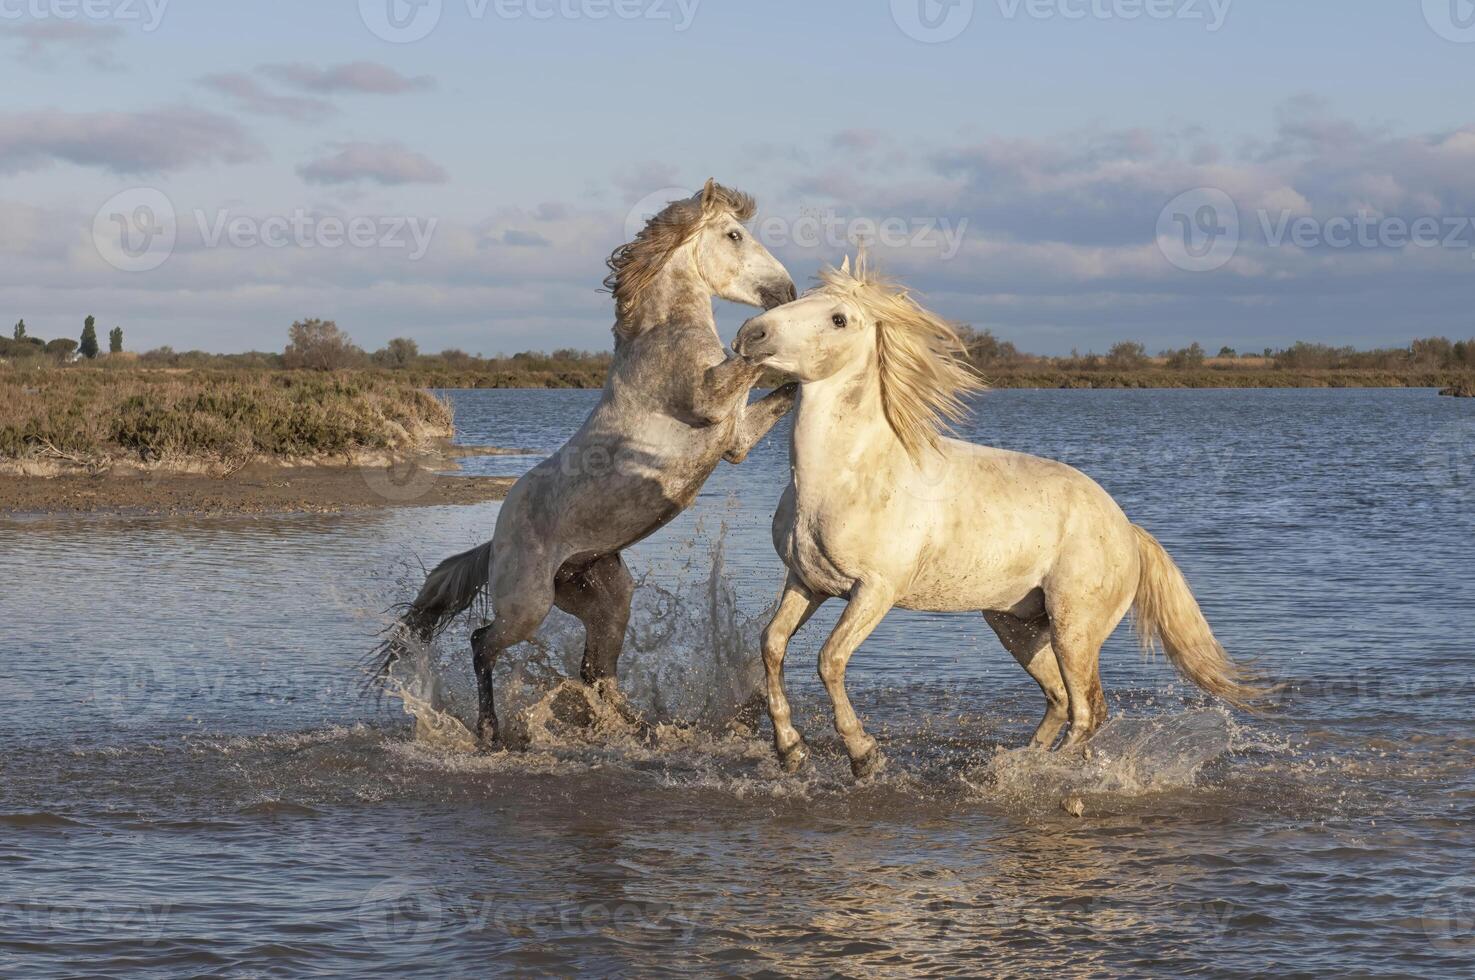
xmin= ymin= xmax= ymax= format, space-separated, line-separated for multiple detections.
xmin=605 ymin=179 xmax=795 ymax=336
xmin=689 ymin=180 xmax=795 ymax=311
xmin=735 ymin=255 xmax=984 ymax=457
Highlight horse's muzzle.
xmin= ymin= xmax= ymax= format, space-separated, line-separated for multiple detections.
xmin=734 ymin=317 xmax=774 ymax=362
xmin=758 ymin=279 xmax=797 ymax=311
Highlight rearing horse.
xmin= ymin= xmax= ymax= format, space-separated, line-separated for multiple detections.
xmin=377 ymin=180 xmax=797 ymax=746
xmin=734 ymin=257 xmax=1271 ymax=779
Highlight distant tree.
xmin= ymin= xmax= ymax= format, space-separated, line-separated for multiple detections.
xmin=283 ymin=318 xmax=361 ymax=371
xmin=45 ymin=337 xmax=79 ymax=360
xmin=12 ymin=319 xmax=24 ymax=340
xmin=1263 ymin=347 xmax=1273 ymax=359
xmin=371 ymin=336 xmax=419 ymax=369
xmin=1164 ymin=342 xmax=1206 ymax=369
xmin=1217 ymin=346 xmax=1237 ymax=358
xmin=79 ymin=315 xmax=99 ymax=359
xmin=1409 ymin=337 xmax=1454 ymax=367
xmin=1106 ymin=341 xmax=1148 ymax=368
xmin=959 ymin=326 xmax=1021 ymax=366
xmin=109 ymin=326 xmax=124 ymax=354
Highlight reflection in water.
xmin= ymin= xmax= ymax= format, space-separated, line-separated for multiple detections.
xmin=2 ymin=388 xmax=1473 ymax=976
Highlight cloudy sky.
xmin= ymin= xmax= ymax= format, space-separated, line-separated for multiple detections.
xmin=3 ymin=1 xmax=1474 ymax=355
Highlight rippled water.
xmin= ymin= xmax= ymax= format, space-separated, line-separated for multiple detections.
xmin=3 ymin=388 xmax=1473 ymax=977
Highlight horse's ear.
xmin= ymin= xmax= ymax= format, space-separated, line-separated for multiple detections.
xmin=840 ymin=255 xmax=851 ymax=275
xmin=700 ymin=178 xmax=719 ymax=212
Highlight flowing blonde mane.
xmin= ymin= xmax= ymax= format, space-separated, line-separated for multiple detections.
xmin=817 ymin=256 xmax=985 ymax=458
xmin=603 ymin=179 xmax=756 ymax=339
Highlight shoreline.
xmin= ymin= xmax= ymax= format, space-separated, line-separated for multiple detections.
xmin=0 ymin=450 xmax=517 ymax=516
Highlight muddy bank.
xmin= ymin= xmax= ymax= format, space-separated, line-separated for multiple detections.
xmin=0 ymin=456 xmax=515 ymax=516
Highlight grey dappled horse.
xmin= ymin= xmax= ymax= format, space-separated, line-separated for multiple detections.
xmin=377 ymin=180 xmax=797 ymax=746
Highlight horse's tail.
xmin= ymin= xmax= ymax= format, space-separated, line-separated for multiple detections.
xmin=370 ymin=541 xmax=494 ymax=684
xmin=1129 ymin=524 xmax=1276 ymax=709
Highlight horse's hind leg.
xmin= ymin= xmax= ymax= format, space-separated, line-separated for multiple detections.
xmin=983 ymin=611 xmax=1069 ymax=749
xmin=470 ymin=561 xmax=556 ymax=748
xmin=1045 ymin=597 xmax=1125 ymax=749
xmin=553 ymin=553 xmax=640 ymax=723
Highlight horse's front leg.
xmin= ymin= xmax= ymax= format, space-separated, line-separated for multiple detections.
xmin=724 ymin=382 xmax=797 ymax=464
xmin=761 ymin=573 xmax=824 ymax=772
xmin=817 ymin=581 xmax=895 ymax=780
xmin=685 ymin=353 xmax=761 ymax=427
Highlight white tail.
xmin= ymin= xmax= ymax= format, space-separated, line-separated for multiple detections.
xmin=1130 ymin=525 xmax=1273 ymax=709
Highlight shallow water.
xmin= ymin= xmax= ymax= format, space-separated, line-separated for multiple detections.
xmin=2 ymin=387 xmax=1473 ymax=977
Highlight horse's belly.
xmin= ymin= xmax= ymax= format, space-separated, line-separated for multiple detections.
xmin=896 ymin=529 xmax=1051 ymax=613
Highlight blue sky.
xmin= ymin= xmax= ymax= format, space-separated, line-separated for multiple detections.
xmin=3 ymin=0 xmax=1474 ymax=354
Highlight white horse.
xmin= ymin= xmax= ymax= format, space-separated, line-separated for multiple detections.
xmin=733 ymin=258 xmax=1270 ymax=779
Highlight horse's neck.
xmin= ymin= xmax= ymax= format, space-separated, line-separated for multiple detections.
xmin=614 ymin=248 xmax=718 ymax=345
xmin=791 ymin=355 xmax=904 ymax=490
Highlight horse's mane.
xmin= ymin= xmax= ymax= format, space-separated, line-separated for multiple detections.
xmin=817 ymin=256 xmax=986 ymax=459
xmin=603 ymin=180 xmax=756 ymax=340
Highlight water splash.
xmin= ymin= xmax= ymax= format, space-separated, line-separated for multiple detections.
xmin=974 ymin=709 xmax=1236 ymax=800
xmin=382 ymin=521 xmax=768 ymax=752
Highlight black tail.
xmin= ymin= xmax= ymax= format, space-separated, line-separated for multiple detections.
xmin=370 ymin=541 xmax=494 ymax=685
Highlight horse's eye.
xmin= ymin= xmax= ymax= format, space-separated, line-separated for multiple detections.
xmin=831 ymin=314 xmax=848 ymax=329
xmin=727 ymin=230 xmax=743 ymax=242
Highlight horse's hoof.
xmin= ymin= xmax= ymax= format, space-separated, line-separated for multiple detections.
xmin=777 ymin=740 xmax=809 ymax=774
xmin=850 ymin=747 xmax=885 ymax=781
xmin=476 ymin=720 xmax=503 ymax=753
